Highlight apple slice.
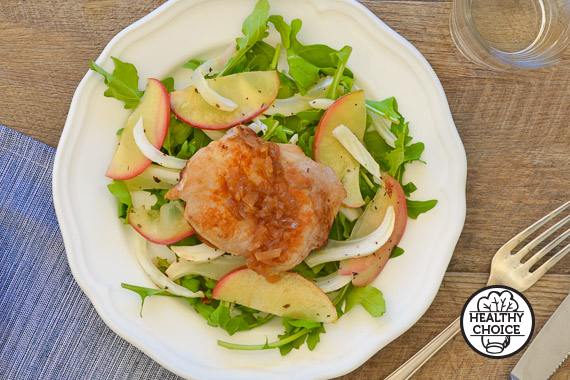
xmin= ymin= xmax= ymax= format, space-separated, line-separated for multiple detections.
xmin=339 ymin=174 xmax=407 ymax=286
xmin=106 ymin=78 xmax=170 ymax=180
xmin=212 ymin=268 xmax=338 ymax=323
xmin=170 ymin=71 xmax=279 ymax=130
xmin=129 ymin=200 xmax=194 ymax=245
xmin=313 ymin=90 xmax=366 ymax=207
xmin=123 ymin=164 xmax=181 ymax=191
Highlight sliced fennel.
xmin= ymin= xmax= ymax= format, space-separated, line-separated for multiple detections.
xmin=165 ymin=255 xmax=247 ymax=281
xmin=202 ymin=129 xmax=226 ymax=141
xmin=369 ymin=111 xmax=397 ymax=148
xmin=191 ymin=42 xmax=238 ymax=112
xmin=309 ymin=98 xmax=335 ymax=110
xmin=248 ymin=117 xmax=268 ymax=134
xmin=365 ymin=102 xmax=400 ymax=123
xmin=313 ymin=272 xmax=352 ymax=293
xmin=134 ymin=234 xmax=204 ymax=298
xmin=304 ymin=206 xmax=395 ymax=268
xmin=170 ymin=244 xmax=226 ymax=262
xmin=264 ymin=76 xmax=334 ymax=116
xmin=339 ymin=206 xmax=363 ymax=222
xmin=332 ymin=124 xmax=382 ymax=183
xmin=132 ymin=117 xmax=188 ymax=169
xmin=288 ymin=133 xmax=299 ymax=145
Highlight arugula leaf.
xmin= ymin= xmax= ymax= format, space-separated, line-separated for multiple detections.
xmin=160 ymin=77 xmax=175 ymax=93
xmin=364 ymin=97 xmax=427 ymax=186
xmin=306 ymin=323 xmax=326 ymax=350
xmin=270 ymin=44 xmax=281 ymax=70
xmin=363 ymin=128 xmax=392 ymax=171
xmin=296 ymin=128 xmax=315 ymax=158
xmin=345 ymin=285 xmax=386 ymax=317
xmin=268 ymin=15 xmax=291 ymax=49
xmin=292 ymin=261 xmax=338 ymax=282
xmin=124 ymin=272 xmax=273 ymax=338
xmin=390 ymin=246 xmax=405 ymax=258
xmin=402 ymin=182 xmax=418 ymax=197
xmin=188 ymin=128 xmax=211 ymax=153
xmin=107 ymin=180 xmax=132 ymax=219
xmin=282 ymin=19 xmax=321 ymax=94
xmin=121 ymin=283 xmax=178 ymax=317
xmin=332 ymin=282 xmax=352 ymax=319
xmin=290 ymin=261 xmax=317 ymax=280
xmin=261 ymin=117 xmax=287 ymax=142
xmin=148 ymin=189 xmax=170 ymax=211
xmin=183 ymin=59 xmax=205 ymax=70
xmin=359 ymin=169 xmax=380 ymax=206
xmin=162 ymin=115 xmax=211 ymax=159
xmin=276 ymin=71 xmax=298 ymax=98
xmin=327 ymin=45 xmax=352 ymax=100
xmin=271 ymin=18 xmax=353 ymax=94
xmin=208 ymin=301 xmax=250 ymax=335
xmin=329 ymin=213 xmax=356 ymax=240
xmin=170 ymin=234 xmax=202 ymax=247
xmin=278 ymin=318 xmax=322 ymax=355
xmin=218 ymin=0 xmax=270 ymax=76
xmin=249 ymin=41 xmax=276 ymax=67
xmin=162 ymin=114 xmax=193 ymax=156
xmin=180 ymin=276 xmax=202 ymax=292
xmin=217 ymin=283 xmax=353 ymax=353
xmin=155 ymin=257 xmax=170 ymax=273
xmin=175 ymin=141 xmax=196 ymax=160
xmin=90 ymin=57 xmax=143 ymax=109
xmin=366 ymin=97 xmax=402 ymax=123
xmin=406 ymin=199 xmax=438 ymax=219
xmin=237 ymin=0 xmax=270 ymax=50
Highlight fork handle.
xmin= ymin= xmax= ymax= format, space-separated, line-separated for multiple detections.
xmin=384 ymin=316 xmax=461 ymax=380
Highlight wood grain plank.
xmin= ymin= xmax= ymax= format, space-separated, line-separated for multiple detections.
xmin=361 ymin=1 xmax=570 ymax=275
xmin=0 ymin=0 xmax=166 ymax=147
xmin=1 ymin=1 xmax=569 ymax=380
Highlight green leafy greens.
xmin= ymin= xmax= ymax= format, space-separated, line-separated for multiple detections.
xmin=218 ymin=0 xmax=271 ymax=76
xmin=364 ymin=98 xmax=437 ymax=218
xmin=269 ymin=17 xmax=353 ymax=95
xmin=90 ymin=58 xmax=143 ymax=109
xmin=122 ymin=279 xmax=274 ymax=336
xmin=97 ymin=0 xmax=440 ymax=356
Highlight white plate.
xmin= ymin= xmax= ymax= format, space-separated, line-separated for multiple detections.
xmin=53 ymin=0 xmax=467 ymax=379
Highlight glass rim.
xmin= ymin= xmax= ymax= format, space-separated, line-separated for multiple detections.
xmin=450 ymin=0 xmax=570 ymax=70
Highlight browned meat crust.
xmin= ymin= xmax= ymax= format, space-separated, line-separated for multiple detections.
xmin=167 ymin=125 xmax=346 ymax=280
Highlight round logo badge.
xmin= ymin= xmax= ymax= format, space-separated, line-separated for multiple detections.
xmin=460 ymin=285 xmax=535 ymax=359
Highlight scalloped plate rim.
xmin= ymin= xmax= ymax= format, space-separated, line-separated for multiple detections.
xmin=52 ymin=0 xmax=467 ymax=379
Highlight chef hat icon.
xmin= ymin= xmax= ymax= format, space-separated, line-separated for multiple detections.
xmin=477 ymin=290 xmax=519 ymax=354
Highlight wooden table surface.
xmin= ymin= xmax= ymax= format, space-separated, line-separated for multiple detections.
xmin=1 ymin=1 xmax=569 ymax=379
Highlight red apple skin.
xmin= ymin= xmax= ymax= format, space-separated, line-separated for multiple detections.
xmin=170 ymin=71 xmax=279 ymax=130
xmin=129 ymin=220 xmax=194 ymax=245
xmin=212 ymin=268 xmax=338 ymax=323
xmin=313 ymin=90 xmax=366 ymax=208
xmin=338 ymin=174 xmax=407 ymax=286
xmin=106 ymin=78 xmax=170 ymax=180
xmin=128 ymin=202 xmax=195 ymax=245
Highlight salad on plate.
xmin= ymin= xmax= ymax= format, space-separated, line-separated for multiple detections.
xmin=91 ymin=0 xmax=437 ymax=355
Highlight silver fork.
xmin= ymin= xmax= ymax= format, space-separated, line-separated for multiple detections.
xmin=385 ymin=200 xmax=570 ymax=380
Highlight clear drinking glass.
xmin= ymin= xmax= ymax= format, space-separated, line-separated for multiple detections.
xmin=450 ymin=0 xmax=570 ymax=70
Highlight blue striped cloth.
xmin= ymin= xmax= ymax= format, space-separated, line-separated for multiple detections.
xmin=0 ymin=125 xmax=182 ymax=380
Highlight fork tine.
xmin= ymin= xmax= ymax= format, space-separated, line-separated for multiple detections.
xmin=526 ymin=241 xmax=570 ymax=286
xmin=520 ymin=227 xmax=570 ymax=271
xmin=514 ymin=213 xmax=570 ymax=261
xmin=502 ymin=200 xmax=570 ymax=253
